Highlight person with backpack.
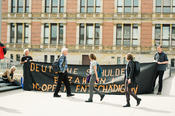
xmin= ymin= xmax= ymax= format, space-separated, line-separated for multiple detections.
xmin=85 ymin=53 xmax=105 ymax=102
xmin=153 ymin=45 xmax=168 ymax=95
xmin=123 ymin=53 xmax=141 ymax=107
xmin=53 ymin=48 xmax=74 ymax=98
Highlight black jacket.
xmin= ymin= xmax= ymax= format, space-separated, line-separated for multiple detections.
xmin=124 ymin=60 xmax=136 ymax=87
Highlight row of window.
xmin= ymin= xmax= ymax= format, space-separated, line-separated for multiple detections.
xmin=9 ymin=23 xmax=175 ymax=47
xmin=10 ymin=0 xmax=175 ymax=14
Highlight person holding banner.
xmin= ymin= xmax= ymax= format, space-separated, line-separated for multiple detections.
xmin=53 ymin=48 xmax=74 ymax=97
xmin=85 ymin=54 xmax=105 ymax=102
xmin=20 ymin=49 xmax=33 ymax=64
xmin=123 ymin=53 xmax=141 ymax=107
xmin=153 ymin=45 xmax=168 ymax=95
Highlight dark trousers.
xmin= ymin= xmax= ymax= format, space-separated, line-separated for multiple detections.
xmin=125 ymin=79 xmax=139 ymax=104
xmin=54 ymin=71 xmax=71 ymax=95
xmin=152 ymin=71 xmax=164 ymax=92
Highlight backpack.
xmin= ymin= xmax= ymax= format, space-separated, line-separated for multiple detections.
xmin=134 ymin=61 xmax=140 ymax=77
xmin=97 ymin=63 xmax=102 ymax=78
xmin=52 ymin=56 xmax=65 ymax=73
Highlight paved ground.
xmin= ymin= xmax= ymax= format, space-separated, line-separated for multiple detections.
xmin=0 ymin=76 xmax=175 ymax=116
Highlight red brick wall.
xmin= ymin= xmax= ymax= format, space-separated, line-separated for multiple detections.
xmin=103 ymin=0 xmax=114 ymax=13
xmin=1 ymin=22 xmax=7 ymax=43
xmin=66 ymin=22 xmax=76 ymax=45
xmin=2 ymin=0 xmax=8 ymax=13
xmin=141 ymin=22 xmax=152 ymax=47
xmin=67 ymin=0 xmax=77 ymax=13
xmin=141 ymin=0 xmax=153 ymax=14
xmin=31 ymin=22 xmax=41 ymax=45
xmin=102 ymin=22 xmax=113 ymax=46
xmin=32 ymin=0 xmax=42 ymax=13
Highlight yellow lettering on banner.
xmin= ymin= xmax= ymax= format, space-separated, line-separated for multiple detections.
xmin=47 ymin=84 xmax=52 ymax=91
xmin=41 ymin=84 xmax=47 ymax=92
xmin=82 ymin=77 xmax=86 ymax=84
xmin=33 ymin=83 xmax=39 ymax=89
xmin=36 ymin=64 xmax=39 ymax=72
xmin=132 ymin=86 xmax=138 ymax=94
xmin=75 ymin=85 xmax=80 ymax=92
xmin=114 ymin=84 xmax=120 ymax=92
xmin=68 ymin=76 xmax=73 ymax=83
xmin=98 ymin=85 xmax=105 ymax=91
xmin=100 ymin=78 xmax=106 ymax=84
xmin=49 ymin=66 xmax=52 ymax=72
xmin=52 ymin=84 xmax=56 ymax=91
xmin=115 ymin=68 xmax=120 ymax=76
xmin=73 ymin=68 xmax=78 ymax=74
xmin=110 ymin=69 xmax=114 ymax=76
xmin=103 ymin=85 xmax=108 ymax=92
xmin=74 ymin=77 xmax=80 ymax=83
xmin=41 ymin=65 xmax=47 ymax=72
xmin=53 ymin=77 xmax=58 ymax=84
xmin=120 ymin=84 xmax=125 ymax=93
xmin=121 ymin=68 xmax=125 ymax=75
xmin=67 ymin=68 xmax=72 ymax=73
xmin=108 ymin=85 xmax=113 ymax=92
xmin=30 ymin=63 xmax=35 ymax=72
xmin=81 ymin=85 xmax=87 ymax=92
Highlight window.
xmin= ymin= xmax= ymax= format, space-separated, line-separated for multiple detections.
xmin=116 ymin=24 xmax=139 ymax=46
xmin=10 ymin=23 xmax=30 ymax=44
xmin=10 ymin=24 xmax=15 ymax=43
xmin=11 ymin=0 xmax=30 ymax=13
xmin=86 ymin=24 xmax=93 ymax=45
xmin=116 ymin=0 xmax=139 ymax=13
xmin=80 ymin=0 xmax=101 ymax=13
xmin=51 ymin=0 xmax=58 ymax=13
xmin=44 ymin=55 xmax=48 ymax=62
xmin=80 ymin=0 xmax=85 ymax=13
xmin=25 ymin=0 xmax=29 ymax=13
xmin=162 ymin=25 xmax=170 ymax=46
xmin=44 ymin=24 xmax=49 ymax=44
xmin=51 ymin=24 xmax=57 ymax=44
xmin=59 ymin=24 xmax=64 ymax=44
xmin=117 ymin=57 xmax=121 ymax=64
xmin=59 ymin=0 xmax=64 ymax=13
xmin=50 ymin=55 xmax=55 ymax=63
xmin=79 ymin=24 xmax=85 ymax=45
xmin=16 ymin=54 xmax=20 ymax=62
xmin=11 ymin=0 xmax=16 ymax=13
xmin=24 ymin=24 xmax=29 ymax=43
xmin=172 ymin=25 xmax=175 ymax=46
xmin=79 ymin=23 xmax=100 ymax=45
xmin=44 ymin=23 xmax=64 ymax=45
xmin=95 ymin=24 xmax=100 ymax=45
xmin=10 ymin=54 xmax=14 ymax=60
xmin=123 ymin=24 xmax=131 ymax=46
xmin=123 ymin=57 xmax=127 ymax=64
xmin=16 ymin=24 xmax=23 ymax=43
xmin=117 ymin=0 xmax=122 ymax=13
xmin=156 ymin=0 xmax=175 ymax=13
xmin=116 ymin=24 xmax=122 ymax=45
xmin=132 ymin=24 xmax=139 ymax=46
xmin=154 ymin=24 xmax=175 ymax=47
xmin=45 ymin=0 xmax=50 ymax=13
xmin=45 ymin=0 xmax=64 ymax=13
xmin=155 ymin=24 xmax=161 ymax=45
xmin=17 ymin=0 xmax=23 ymax=13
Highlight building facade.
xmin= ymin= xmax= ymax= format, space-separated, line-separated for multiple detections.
xmin=1 ymin=0 xmax=175 ymax=65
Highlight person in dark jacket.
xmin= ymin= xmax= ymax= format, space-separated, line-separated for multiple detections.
xmin=153 ymin=45 xmax=168 ymax=95
xmin=123 ymin=53 xmax=141 ymax=107
xmin=0 ymin=42 xmax=7 ymax=60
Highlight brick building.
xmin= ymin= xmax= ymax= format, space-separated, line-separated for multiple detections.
xmin=1 ymin=0 xmax=175 ymax=65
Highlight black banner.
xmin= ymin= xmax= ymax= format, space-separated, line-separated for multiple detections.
xmin=23 ymin=62 xmax=157 ymax=94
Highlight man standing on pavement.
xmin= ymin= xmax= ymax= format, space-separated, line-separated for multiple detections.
xmin=153 ymin=45 xmax=168 ymax=95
